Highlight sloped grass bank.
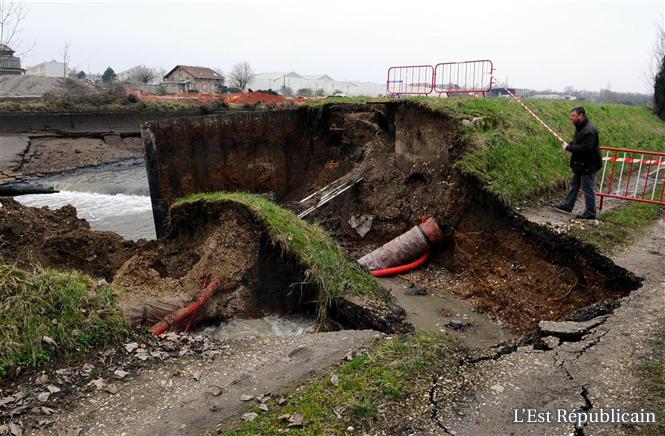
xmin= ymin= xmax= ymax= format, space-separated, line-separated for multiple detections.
xmin=173 ymin=192 xmax=384 ymax=321
xmin=220 ymin=332 xmax=460 ymax=435
xmin=0 ymin=264 xmax=127 ymax=377
xmin=410 ymin=97 xmax=665 ymax=205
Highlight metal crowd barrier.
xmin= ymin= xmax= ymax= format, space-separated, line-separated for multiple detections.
xmin=386 ymin=65 xmax=434 ymax=96
xmin=597 ymin=146 xmax=665 ymax=222
xmin=386 ymin=60 xmax=494 ymax=97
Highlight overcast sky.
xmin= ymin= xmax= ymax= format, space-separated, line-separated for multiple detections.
xmin=13 ymin=0 xmax=664 ymax=93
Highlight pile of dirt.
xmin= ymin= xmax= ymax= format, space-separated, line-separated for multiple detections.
xmin=224 ymin=91 xmax=287 ymax=105
xmin=115 ymin=200 xmax=304 ymax=327
xmin=0 ymin=76 xmax=94 ymax=98
xmin=138 ymin=91 xmax=288 ymax=106
xmin=0 ymin=198 xmax=148 ymax=280
xmin=0 ymin=191 xmax=408 ymax=333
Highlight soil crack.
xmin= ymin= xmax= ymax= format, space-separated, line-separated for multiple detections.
xmin=466 ymin=343 xmax=517 ymax=364
xmin=429 ymin=374 xmax=455 ymax=435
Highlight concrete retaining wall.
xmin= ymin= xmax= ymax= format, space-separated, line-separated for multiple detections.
xmin=143 ymin=108 xmax=338 ymax=237
xmin=0 ymin=111 xmax=202 ymax=134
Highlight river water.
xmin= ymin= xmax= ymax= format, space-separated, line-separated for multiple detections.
xmin=15 ymin=159 xmax=156 ymax=240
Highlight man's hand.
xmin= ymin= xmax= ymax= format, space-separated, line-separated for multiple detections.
xmin=562 ymin=142 xmax=569 ymax=151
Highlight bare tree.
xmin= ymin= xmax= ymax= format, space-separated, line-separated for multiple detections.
xmin=131 ymin=65 xmax=155 ymax=84
xmin=61 ymin=39 xmax=71 ymax=78
xmin=213 ymin=67 xmax=225 ymax=85
xmin=279 ymin=85 xmax=293 ymax=97
xmin=649 ymin=28 xmax=665 ymax=86
xmin=229 ymin=62 xmax=254 ymax=90
xmin=0 ymin=0 xmax=32 ymax=62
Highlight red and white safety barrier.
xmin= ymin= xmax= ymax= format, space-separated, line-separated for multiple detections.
xmin=598 ymin=147 xmax=665 ymax=222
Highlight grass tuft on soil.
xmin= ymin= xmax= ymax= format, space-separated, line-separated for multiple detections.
xmin=0 ymin=263 xmax=127 ymax=378
xmin=173 ymin=192 xmax=384 ymax=321
xmin=220 ymin=332 xmax=458 ymax=435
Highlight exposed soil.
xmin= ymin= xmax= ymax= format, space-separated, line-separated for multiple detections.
xmin=0 ymin=198 xmax=147 ymax=280
xmin=115 ymin=200 xmax=320 ymax=329
xmin=2 ymin=102 xmax=642 ymax=338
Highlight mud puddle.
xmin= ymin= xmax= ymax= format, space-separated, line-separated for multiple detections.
xmin=379 ymin=277 xmax=510 ymax=349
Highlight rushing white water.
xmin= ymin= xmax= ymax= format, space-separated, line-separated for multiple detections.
xmin=14 ymin=160 xmax=156 ymax=240
xmin=202 ymin=315 xmax=317 ymax=340
xmin=16 ymin=191 xmax=155 ymax=240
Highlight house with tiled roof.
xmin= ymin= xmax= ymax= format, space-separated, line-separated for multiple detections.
xmin=0 ymin=44 xmax=25 ymax=75
xmin=163 ymin=65 xmax=224 ymax=93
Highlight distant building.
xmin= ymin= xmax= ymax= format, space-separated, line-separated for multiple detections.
xmin=0 ymin=44 xmax=25 ymax=75
xmin=248 ymin=71 xmax=384 ymax=97
xmin=489 ymin=87 xmax=516 ymax=98
xmin=163 ymin=65 xmax=225 ymax=93
xmin=26 ymin=60 xmax=66 ymax=77
xmin=530 ymin=94 xmax=577 ymax=101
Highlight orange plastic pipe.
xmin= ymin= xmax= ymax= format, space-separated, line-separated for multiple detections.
xmin=152 ymin=278 xmax=232 ymax=335
xmin=370 ymin=251 xmax=430 ymax=277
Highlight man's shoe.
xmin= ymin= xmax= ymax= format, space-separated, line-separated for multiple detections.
xmin=553 ymin=204 xmax=573 ymax=213
xmin=575 ymin=212 xmax=596 ymax=220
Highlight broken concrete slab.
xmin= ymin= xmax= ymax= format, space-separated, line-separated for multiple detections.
xmin=538 ymin=316 xmax=608 ymax=339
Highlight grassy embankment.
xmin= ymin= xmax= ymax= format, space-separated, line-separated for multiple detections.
xmin=220 ymin=332 xmax=459 ymax=435
xmin=308 ymin=97 xmax=665 ymax=251
xmin=173 ymin=192 xmax=384 ymax=322
xmin=0 ymin=264 xmax=127 ymax=378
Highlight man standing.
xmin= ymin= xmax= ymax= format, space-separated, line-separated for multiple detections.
xmin=555 ymin=107 xmax=602 ymax=219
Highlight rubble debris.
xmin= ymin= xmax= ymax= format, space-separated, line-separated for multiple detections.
xmin=348 ymin=214 xmax=374 ymax=237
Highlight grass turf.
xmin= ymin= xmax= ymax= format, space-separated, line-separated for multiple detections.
xmin=173 ymin=192 xmax=384 ymax=322
xmin=0 ymin=264 xmax=127 ymax=378
xmin=569 ymin=191 xmax=663 ymax=253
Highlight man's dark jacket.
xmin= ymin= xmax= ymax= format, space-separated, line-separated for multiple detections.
xmin=566 ymin=118 xmax=601 ymax=175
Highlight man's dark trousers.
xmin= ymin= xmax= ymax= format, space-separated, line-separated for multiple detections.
xmin=562 ymin=172 xmax=596 ymax=216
